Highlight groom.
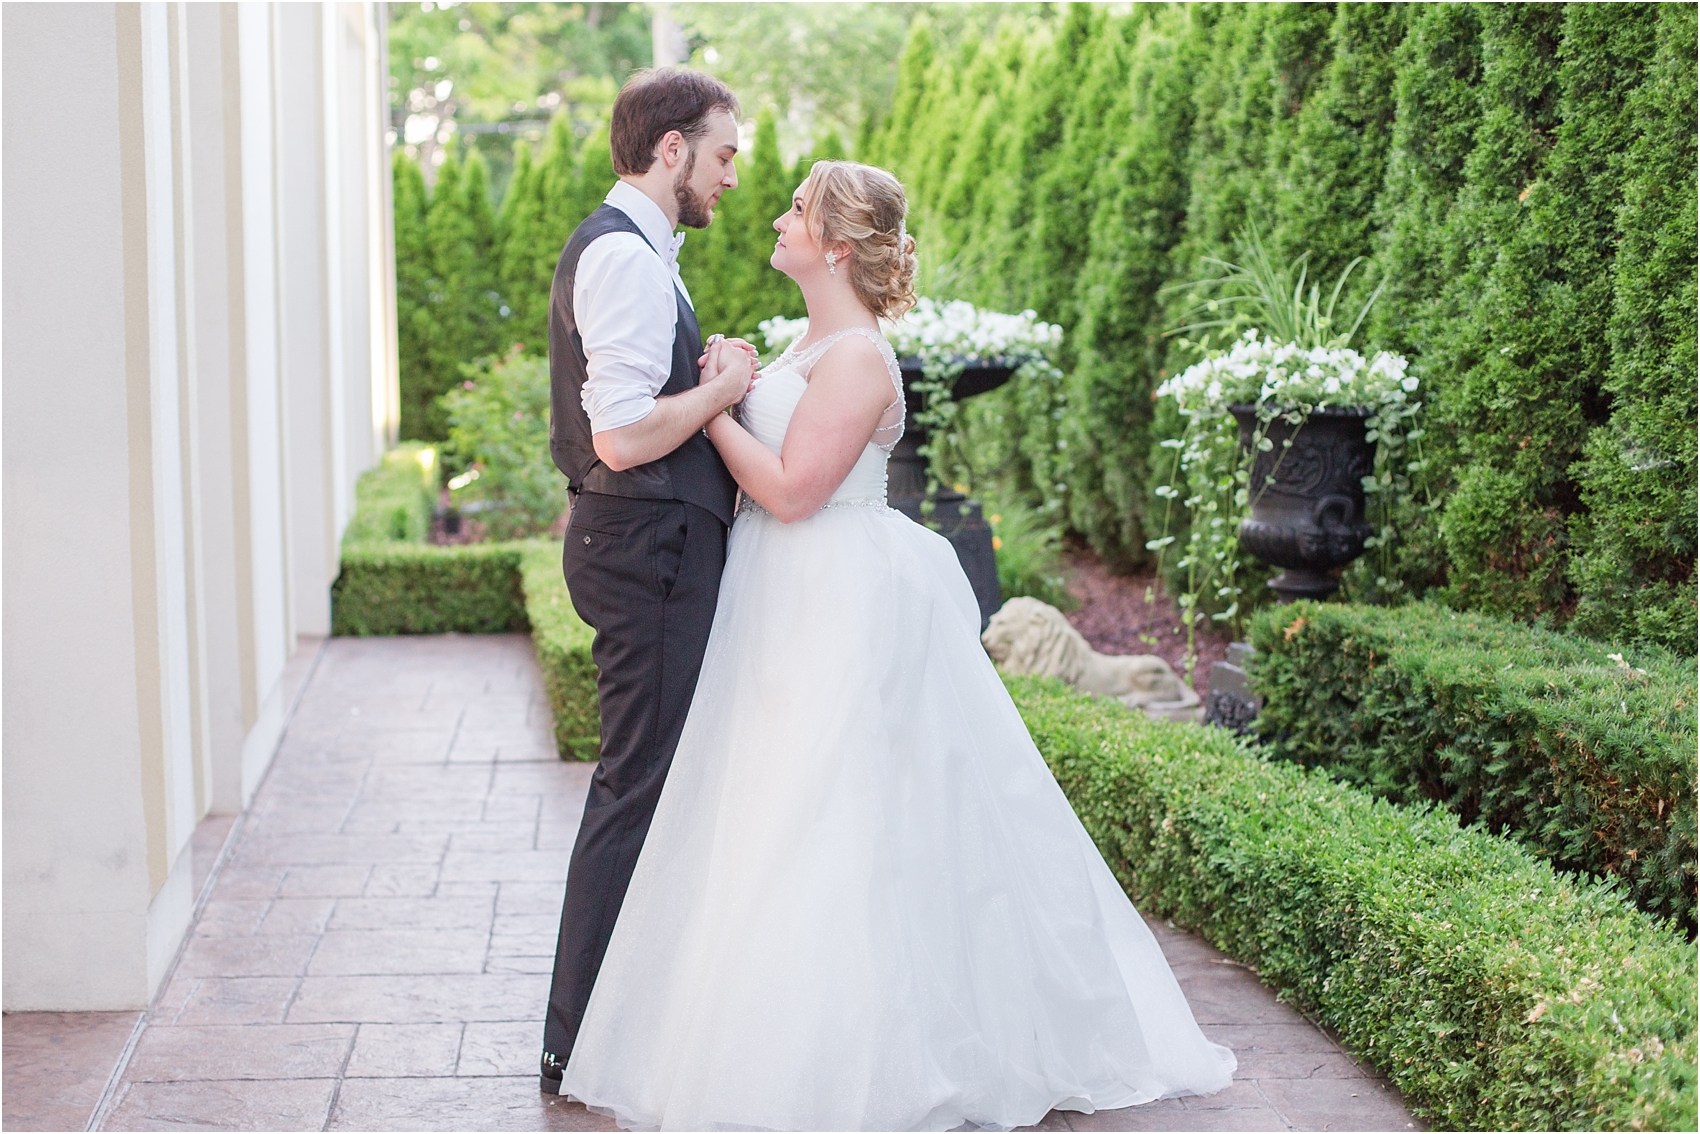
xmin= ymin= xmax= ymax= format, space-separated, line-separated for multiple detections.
xmin=540 ymin=68 xmax=755 ymax=1092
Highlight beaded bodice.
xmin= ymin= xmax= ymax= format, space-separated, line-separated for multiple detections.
xmin=736 ymin=328 xmax=904 ymax=516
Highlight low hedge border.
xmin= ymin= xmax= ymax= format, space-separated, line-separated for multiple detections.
xmin=1245 ymin=601 xmax=1697 ymax=935
xmin=518 ymin=542 xmax=599 ymax=761
xmin=1011 ymin=675 xmax=1696 ymax=1131
xmin=340 ymin=443 xmax=436 ymax=545
xmin=331 ymin=543 xmax=529 ymax=636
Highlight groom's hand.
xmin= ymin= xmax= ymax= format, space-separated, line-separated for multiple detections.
xmin=702 ymin=339 xmax=755 ymax=408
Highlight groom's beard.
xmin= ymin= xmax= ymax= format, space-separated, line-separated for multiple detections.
xmin=673 ymin=149 xmax=714 ymax=229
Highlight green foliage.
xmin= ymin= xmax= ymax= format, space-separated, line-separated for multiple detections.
xmin=393 ymin=152 xmax=440 ymax=442
xmin=1009 ymin=675 xmax=1697 ymax=1132
xmin=331 ymin=543 xmax=529 ymax=637
xmin=518 ymin=542 xmax=600 ymax=761
xmin=387 ymin=0 xmax=646 ymax=187
xmin=871 ymin=2 xmax=1694 ymax=655
xmin=1245 ymin=601 xmax=1697 ymax=934
xmin=342 ymin=443 xmax=437 ymax=548
xmin=439 ymin=348 xmax=562 ymax=540
xmin=984 ymin=493 xmax=1074 ymax=612
xmin=399 ymin=144 xmax=508 ymax=441
xmin=1566 ymin=5 xmax=1699 ymax=654
xmin=1061 ymin=7 xmax=1197 ymax=571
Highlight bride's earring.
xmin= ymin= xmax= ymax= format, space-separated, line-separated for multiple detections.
xmin=825 ymin=251 xmax=838 ymax=276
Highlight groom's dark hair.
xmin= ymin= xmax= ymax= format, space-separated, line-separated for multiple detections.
xmin=610 ymin=68 xmax=740 ymax=177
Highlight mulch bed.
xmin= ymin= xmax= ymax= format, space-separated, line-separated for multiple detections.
xmin=1061 ymin=550 xmax=1233 ymax=696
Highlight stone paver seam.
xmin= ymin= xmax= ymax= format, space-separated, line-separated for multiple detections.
xmin=1245 ymin=1076 xmax=1297 ymax=1130
xmin=442 ymin=704 xmax=468 ymax=765
xmin=334 ymin=751 xmax=378 ymax=836
xmin=319 ymin=1015 xmax=364 ymax=1131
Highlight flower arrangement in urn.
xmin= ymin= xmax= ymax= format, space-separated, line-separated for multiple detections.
xmin=1150 ymin=228 xmax=1427 ymax=670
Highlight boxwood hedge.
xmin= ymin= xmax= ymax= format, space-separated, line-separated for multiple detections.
xmin=1012 ymin=675 xmax=1696 ymax=1131
xmin=518 ymin=542 xmax=599 ymax=761
xmin=331 ymin=543 xmax=529 ymax=637
xmin=1245 ymin=601 xmax=1697 ymax=934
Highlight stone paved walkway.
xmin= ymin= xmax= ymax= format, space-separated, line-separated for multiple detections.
xmin=67 ymin=634 xmax=1416 ymax=1132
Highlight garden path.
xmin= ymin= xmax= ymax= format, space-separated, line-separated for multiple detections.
xmin=72 ymin=635 xmax=1416 ymax=1132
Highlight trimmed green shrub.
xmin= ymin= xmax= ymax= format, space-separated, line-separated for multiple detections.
xmin=1010 ymin=675 xmax=1697 ymax=1131
xmin=331 ymin=543 xmax=528 ymax=636
xmin=342 ymin=443 xmax=437 ymax=547
xmin=1244 ymin=601 xmax=1697 ymax=934
xmin=518 ymin=542 xmax=600 ymax=761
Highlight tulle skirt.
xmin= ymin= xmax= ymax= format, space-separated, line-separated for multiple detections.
xmin=561 ymin=502 xmax=1235 ymax=1131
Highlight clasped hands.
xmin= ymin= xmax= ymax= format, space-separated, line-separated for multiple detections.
xmin=698 ymin=336 xmax=761 ymax=410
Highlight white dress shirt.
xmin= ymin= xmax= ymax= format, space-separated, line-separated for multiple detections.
xmin=576 ymin=180 xmax=695 ymax=434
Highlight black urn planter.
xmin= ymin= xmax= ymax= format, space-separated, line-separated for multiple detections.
xmin=891 ymin=357 xmax=1018 ymax=630
xmin=1229 ymin=403 xmax=1376 ymax=603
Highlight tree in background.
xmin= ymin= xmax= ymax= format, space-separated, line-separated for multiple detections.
xmin=389 ymin=1 xmax=649 ymax=192
xmin=393 ymin=151 xmax=440 ymax=441
xmin=1567 ymin=5 xmax=1698 ymax=650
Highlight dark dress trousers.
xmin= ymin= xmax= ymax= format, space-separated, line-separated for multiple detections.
xmin=542 ymin=205 xmax=739 ymax=1075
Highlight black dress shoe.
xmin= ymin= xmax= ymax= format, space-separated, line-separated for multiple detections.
xmin=540 ymin=1052 xmax=564 ymax=1094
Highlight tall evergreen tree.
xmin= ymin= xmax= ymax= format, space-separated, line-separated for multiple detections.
xmin=681 ymin=111 xmax=803 ymax=342
xmin=1026 ymin=7 xmax=1137 ymax=333
xmin=393 ymin=150 xmax=439 ymax=442
xmin=1270 ymin=3 xmax=1410 ymax=291
xmin=496 ymin=140 xmax=543 ymax=351
xmin=457 ymin=148 xmax=505 ymax=359
xmin=1567 ymin=4 xmax=1696 ymax=652
xmin=1432 ymin=3 xmax=1653 ymax=622
xmin=1063 ymin=6 xmax=1201 ymax=569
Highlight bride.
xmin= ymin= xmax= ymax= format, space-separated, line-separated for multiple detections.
xmin=560 ymin=160 xmax=1235 ymax=1131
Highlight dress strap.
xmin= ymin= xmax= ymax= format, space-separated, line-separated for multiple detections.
xmin=784 ymin=326 xmax=906 ymax=452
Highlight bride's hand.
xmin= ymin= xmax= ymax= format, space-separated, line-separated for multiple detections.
xmin=698 ymin=336 xmax=760 ymax=373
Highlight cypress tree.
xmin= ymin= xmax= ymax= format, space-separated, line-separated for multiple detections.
xmin=1270 ymin=3 xmax=1410 ymax=290
xmin=1356 ymin=3 xmax=1485 ymax=597
xmin=680 ymin=111 xmax=803 ymax=343
xmin=1567 ymin=4 xmax=1697 ymax=653
xmin=1432 ymin=3 xmax=1653 ymax=623
xmin=1026 ymin=7 xmax=1137 ymax=333
xmin=533 ymin=116 xmax=583 ymax=289
xmin=570 ymin=124 xmax=618 ymax=233
xmin=1063 ymin=7 xmax=1201 ymax=569
xmin=418 ymin=147 xmax=468 ymax=440
xmin=934 ymin=22 xmax=1030 ymax=280
xmin=987 ymin=3 xmax=1096 ymax=313
xmin=393 ymin=150 xmax=439 ymax=442
xmin=456 ymin=148 xmax=504 ymax=360
xmin=871 ymin=17 xmax=938 ymax=173
xmin=496 ymin=139 xmax=543 ymax=351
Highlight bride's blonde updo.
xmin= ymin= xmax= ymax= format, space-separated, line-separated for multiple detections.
xmin=800 ymin=160 xmax=918 ymax=319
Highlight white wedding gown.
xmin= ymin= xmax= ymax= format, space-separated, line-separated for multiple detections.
xmin=561 ymin=328 xmax=1235 ymax=1131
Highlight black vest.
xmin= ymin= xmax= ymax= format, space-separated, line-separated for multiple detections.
xmin=548 ymin=205 xmax=738 ymax=526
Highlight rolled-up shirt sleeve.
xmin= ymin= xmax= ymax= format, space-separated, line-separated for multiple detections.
xmin=573 ymin=233 xmax=680 ymax=434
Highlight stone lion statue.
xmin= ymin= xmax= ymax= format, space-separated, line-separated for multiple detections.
xmin=981 ymin=597 xmax=1202 ymax=722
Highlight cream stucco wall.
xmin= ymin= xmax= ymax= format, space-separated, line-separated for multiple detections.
xmin=2 ymin=2 xmax=398 ymax=1012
